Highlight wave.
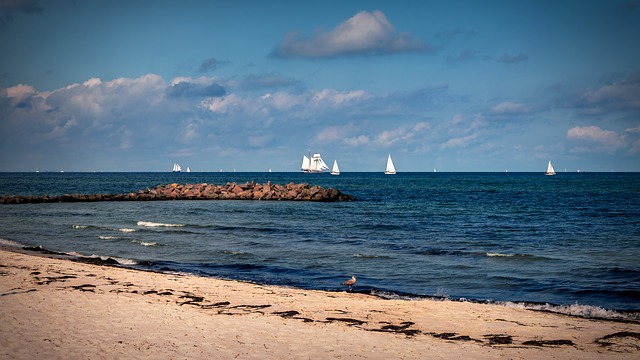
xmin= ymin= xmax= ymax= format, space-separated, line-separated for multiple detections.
xmin=352 ymin=253 xmax=394 ymax=259
xmin=137 ymin=221 xmax=184 ymax=228
xmin=368 ymin=289 xmax=639 ymax=322
xmin=72 ymin=224 xmax=101 ymax=230
xmin=486 ymin=252 xmax=516 ymax=257
xmin=131 ymin=240 xmax=160 ymax=247
xmin=118 ymin=228 xmax=137 ymax=233
xmin=485 ymin=252 xmax=554 ymax=261
xmin=420 ymin=249 xmax=466 ymax=256
xmin=499 ymin=301 xmax=640 ymax=322
xmin=83 ymin=254 xmax=138 ymax=266
xmin=98 ymin=235 xmax=119 ymax=240
xmin=0 ymin=238 xmax=23 ymax=248
xmin=222 ymin=250 xmax=254 ymax=257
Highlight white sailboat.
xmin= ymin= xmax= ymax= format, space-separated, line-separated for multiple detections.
xmin=172 ymin=163 xmax=181 ymax=172
xmin=384 ymin=154 xmax=396 ymax=175
xmin=330 ymin=160 xmax=340 ymax=175
xmin=186 ymin=167 xmax=190 ymax=173
xmin=545 ymin=161 xmax=556 ymax=176
xmin=301 ymin=153 xmax=329 ymax=173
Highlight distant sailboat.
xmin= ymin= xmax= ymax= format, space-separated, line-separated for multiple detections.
xmin=330 ymin=160 xmax=340 ymax=175
xmin=186 ymin=167 xmax=190 ymax=173
xmin=301 ymin=152 xmax=329 ymax=173
xmin=172 ymin=163 xmax=181 ymax=172
xmin=545 ymin=161 xmax=556 ymax=176
xmin=384 ymin=154 xmax=396 ymax=175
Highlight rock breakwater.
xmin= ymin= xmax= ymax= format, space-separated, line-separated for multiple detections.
xmin=1 ymin=182 xmax=355 ymax=204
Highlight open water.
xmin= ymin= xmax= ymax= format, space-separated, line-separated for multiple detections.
xmin=1 ymin=172 xmax=639 ymax=320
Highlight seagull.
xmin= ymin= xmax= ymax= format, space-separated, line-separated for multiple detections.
xmin=342 ymin=275 xmax=356 ymax=292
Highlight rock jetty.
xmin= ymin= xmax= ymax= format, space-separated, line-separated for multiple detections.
xmin=0 ymin=182 xmax=356 ymax=204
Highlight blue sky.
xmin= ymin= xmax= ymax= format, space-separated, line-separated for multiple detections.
xmin=1 ymin=0 xmax=639 ymax=172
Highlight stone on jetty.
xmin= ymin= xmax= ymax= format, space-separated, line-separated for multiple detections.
xmin=0 ymin=182 xmax=356 ymax=204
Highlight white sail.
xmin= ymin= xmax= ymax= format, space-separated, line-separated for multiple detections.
xmin=545 ymin=161 xmax=556 ymax=176
xmin=301 ymin=155 xmax=310 ymax=171
xmin=302 ymin=153 xmax=329 ymax=173
xmin=330 ymin=160 xmax=340 ymax=175
xmin=384 ymin=154 xmax=396 ymax=175
xmin=172 ymin=163 xmax=181 ymax=172
xmin=186 ymin=167 xmax=190 ymax=172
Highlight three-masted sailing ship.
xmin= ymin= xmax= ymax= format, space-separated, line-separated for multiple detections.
xmin=301 ymin=153 xmax=330 ymax=173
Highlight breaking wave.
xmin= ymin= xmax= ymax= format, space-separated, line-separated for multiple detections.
xmin=131 ymin=240 xmax=160 ymax=247
xmin=499 ymin=301 xmax=640 ymax=322
xmin=137 ymin=221 xmax=185 ymax=228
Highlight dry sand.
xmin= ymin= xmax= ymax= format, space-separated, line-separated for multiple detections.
xmin=1 ymin=248 xmax=638 ymax=359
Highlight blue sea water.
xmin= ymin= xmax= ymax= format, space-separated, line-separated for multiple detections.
xmin=1 ymin=172 xmax=639 ymax=319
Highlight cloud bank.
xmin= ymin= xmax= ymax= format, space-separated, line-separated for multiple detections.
xmin=567 ymin=125 xmax=640 ymax=154
xmin=271 ymin=10 xmax=431 ymax=58
xmin=1 ymin=70 xmax=639 ymax=171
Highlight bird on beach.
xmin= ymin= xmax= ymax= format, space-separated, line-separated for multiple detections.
xmin=342 ymin=275 xmax=356 ymax=292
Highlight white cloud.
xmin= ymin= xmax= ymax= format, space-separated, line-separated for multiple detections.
xmin=441 ymin=133 xmax=479 ymax=149
xmin=490 ymin=101 xmax=533 ymax=115
xmin=316 ymin=126 xmax=346 ymax=142
xmin=6 ymin=83 xmax=36 ymax=98
xmin=311 ymin=89 xmax=370 ymax=106
xmin=344 ymin=134 xmax=370 ymax=146
xmin=271 ymin=10 xmax=431 ymax=58
xmin=374 ymin=123 xmax=429 ymax=146
xmin=413 ymin=122 xmax=430 ymax=132
xmin=566 ymin=125 xmax=628 ymax=153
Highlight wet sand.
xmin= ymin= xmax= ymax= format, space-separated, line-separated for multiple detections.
xmin=1 ymin=248 xmax=638 ymax=359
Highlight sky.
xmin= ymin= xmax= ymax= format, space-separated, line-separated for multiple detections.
xmin=1 ymin=0 xmax=639 ymax=172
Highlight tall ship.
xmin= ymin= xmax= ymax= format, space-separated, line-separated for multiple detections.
xmin=172 ymin=163 xmax=182 ymax=172
xmin=301 ymin=153 xmax=329 ymax=173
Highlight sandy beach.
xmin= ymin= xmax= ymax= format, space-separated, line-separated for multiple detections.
xmin=1 ymin=248 xmax=638 ymax=359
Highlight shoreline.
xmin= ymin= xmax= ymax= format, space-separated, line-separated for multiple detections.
xmin=1 ymin=247 xmax=639 ymax=359
xmin=9 ymin=243 xmax=640 ymax=323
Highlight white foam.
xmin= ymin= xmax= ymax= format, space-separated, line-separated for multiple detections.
xmin=118 ymin=228 xmax=137 ymax=233
xmin=72 ymin=225 xmax=89 ymax=229
xmin=137 ymin=221 xmax=184 ymax=228
xmin=134 ymin=240 xmax=159 ymax=247
xmin=498 ymin=301 xmax=639 ymax=321
xmin=486 ymin=252 xmax=514 ymax=257
xmin=112 ymin=257 xmax=137 ymax=265
xmin=137 ymin=221 xmax=184 ymax=227
xmin=0 ymin=238 xmax=23 ymax=247
xmin=99 ymin=235 xmax=118 ymax=240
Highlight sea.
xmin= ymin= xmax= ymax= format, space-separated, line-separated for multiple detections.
xmin=1 ymin=172 xmax=639 ymax=321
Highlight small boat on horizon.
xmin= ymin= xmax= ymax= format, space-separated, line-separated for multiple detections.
xmin=384 ymin=154 xmax=396 ymax=175
xmin=545 ymin=161 xmax=556 ymax=176
xmin=172 ymin=163 xmax=181 ymax=172
xmin=330 ymin=160 xmax=340 ymax=175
